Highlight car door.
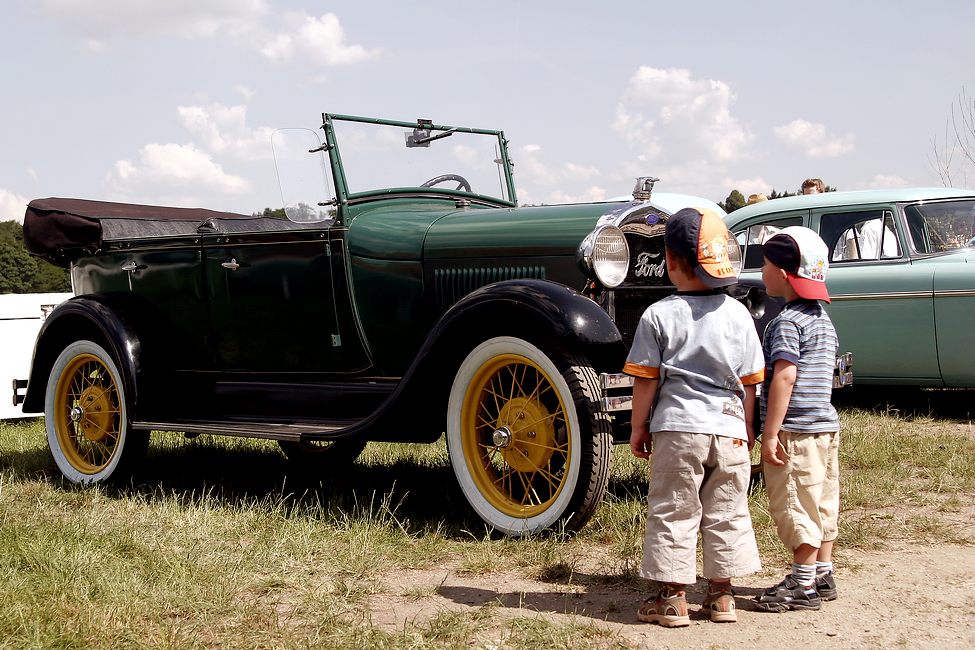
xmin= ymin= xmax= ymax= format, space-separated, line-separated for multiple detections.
xmin=204 ymin=224 xmax=370 ymax=374
xmin=813 ymin=207 xmax=940 ymax=383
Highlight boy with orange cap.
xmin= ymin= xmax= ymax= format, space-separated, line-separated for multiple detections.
xmin=625 ymin=207 xmax=765 ymax=626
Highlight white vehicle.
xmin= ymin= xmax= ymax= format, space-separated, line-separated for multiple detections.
xmin=3 ymin=293 xmax=71 ymax=419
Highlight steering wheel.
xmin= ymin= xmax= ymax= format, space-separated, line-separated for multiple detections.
xmin=420 ymin=174 xmax=472 ymax=192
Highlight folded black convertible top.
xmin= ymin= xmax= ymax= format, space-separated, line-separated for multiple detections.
xmin=23 ymin=197 xmax=254 ymax=266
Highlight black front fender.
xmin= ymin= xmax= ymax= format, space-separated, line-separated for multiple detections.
xmin=22 ymin=296 xmax=143 ymax=416
xmin=303 ymin=279 xmax=626 ymax=444
xmin=433 ymin=278 xmax=626 ymax=371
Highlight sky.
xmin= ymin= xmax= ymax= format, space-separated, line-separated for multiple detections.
xmin=3 ymin=0 xmax=975 ymax=222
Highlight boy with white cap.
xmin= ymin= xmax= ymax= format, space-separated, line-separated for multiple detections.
xmin=755 ymin=226 xmax=840 ymax=613
xmin=625 ymin=207 xmax=765 ymax=627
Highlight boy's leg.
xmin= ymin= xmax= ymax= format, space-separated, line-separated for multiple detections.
xmin=637 ymin=431 xmax=706 ymax=627
xmin=699 ymin=435 xmax=761 ymax=623
xmin=757 ymin=432 xmax=829 ymax=612
xmin=639 ymin=431 xmax=707 ymax=585
xmin=816 ymin=431 xmax=841 ymax=600
xmin=699 ymin=435 xmax=761 ymax=581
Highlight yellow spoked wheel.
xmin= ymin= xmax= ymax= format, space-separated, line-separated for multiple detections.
xmin=45 ymin=341 xmax=146 ymax=484
xmin=460 ymin=353 xmax=570 ymax=518
xmin=448 ymin=336 xmax=611 ymax=536
xmin=52 ymin=352 xmax=122 ymax=474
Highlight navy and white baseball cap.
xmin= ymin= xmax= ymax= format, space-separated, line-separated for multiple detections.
xmin=763 ymin=226 xmax=831 ymax=302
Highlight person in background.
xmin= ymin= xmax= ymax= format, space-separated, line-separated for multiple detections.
xmin=747 ymin=193 xmax=768 ymax=205
xmin=801 ymin=179 xmax=825 ymax=195
xmin=626 ymin=207 xmax=765 ymax=627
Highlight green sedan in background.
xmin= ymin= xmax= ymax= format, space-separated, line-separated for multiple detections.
xmin=726 ymin=188 xmax=975 ymax=387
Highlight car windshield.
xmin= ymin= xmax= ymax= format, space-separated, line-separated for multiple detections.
xmin=330 ymin=117 xmax=514 ymax=203
xmin=903 ymin=199 xmax=975 ymax=254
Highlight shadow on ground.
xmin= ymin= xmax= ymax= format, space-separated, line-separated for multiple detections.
xmin=833 ymin=386 xmax=975 ymax=422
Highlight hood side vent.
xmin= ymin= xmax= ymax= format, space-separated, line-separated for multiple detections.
xmin=435 ymin=265 xmax=546 ymax=310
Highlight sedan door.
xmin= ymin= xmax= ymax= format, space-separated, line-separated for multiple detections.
xmin=814 ymin=208 xmax=941 ymax=384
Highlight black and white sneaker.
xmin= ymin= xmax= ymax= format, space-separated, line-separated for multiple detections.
xmin=816 ymin=572 xmax=838 ymax=601
xmin=755 ymin=574 xmax=822 ymax=612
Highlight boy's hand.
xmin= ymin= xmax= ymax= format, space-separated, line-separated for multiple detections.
xmin=746 ymin=425 xmax=756 ymax=451
xmin=761 ymin=433 xmax=786 ymax=466
xmin=630 ymin=426 xmax=652 ymax=460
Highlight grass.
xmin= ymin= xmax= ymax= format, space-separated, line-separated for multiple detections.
xmin=0 ymin=396 xmax=973 ymax=648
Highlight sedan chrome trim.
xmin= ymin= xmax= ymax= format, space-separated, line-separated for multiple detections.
xmin=933 ymin=289 xmax=975 ymax=298
xmin=831 ymin=291 xmax=930 ymax=301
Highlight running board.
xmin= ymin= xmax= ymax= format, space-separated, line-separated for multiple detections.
xmin=132 ymin=419 xmax=357 ymax=442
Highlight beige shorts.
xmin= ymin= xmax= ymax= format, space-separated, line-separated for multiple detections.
xmin=640 ymin=431 xmax=761 ymax=585
xmin=763 ymin=431 xmax=840 ymax=551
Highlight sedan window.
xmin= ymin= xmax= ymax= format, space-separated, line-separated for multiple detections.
xmin=831 ymin=213 xmax=900 ymax=261
xmin=735 ymin=216 xmax=803 ymax=270
xmin=820 ymin=210 xmax=901 ymax=262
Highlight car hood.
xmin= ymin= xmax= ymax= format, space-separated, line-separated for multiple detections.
xmin=346 ymin=199 xmax=617 ymax=261
xmin=423 ymin=202 xmax=614 ymax=260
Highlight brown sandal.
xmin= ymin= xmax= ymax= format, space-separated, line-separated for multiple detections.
xmin=703 ymin=582 xmax=737 ymax=623
xmin=637 ymin=589 xmax=690 ymax=627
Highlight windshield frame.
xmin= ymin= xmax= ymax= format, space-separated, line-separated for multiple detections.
xmin=321 ymin=113 xmax=518 ymax=220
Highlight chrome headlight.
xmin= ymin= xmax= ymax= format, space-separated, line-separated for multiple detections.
xmin=580 ymin=225 xmax=630 ymax=288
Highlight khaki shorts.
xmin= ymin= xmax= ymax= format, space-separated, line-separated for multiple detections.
xmin=640 ymin=431 xmax=762 ymax=585
xmin=763 ymin=431 xmax=840 ymax=551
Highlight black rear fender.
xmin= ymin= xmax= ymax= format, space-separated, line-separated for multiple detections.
xmin=22 ymin=296 xmax=142 ymax=416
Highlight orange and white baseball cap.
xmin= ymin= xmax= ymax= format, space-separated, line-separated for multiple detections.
xmin=664 ymin=207 xmax=742 ymax=288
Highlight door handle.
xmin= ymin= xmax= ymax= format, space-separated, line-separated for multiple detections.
xmin=121 ymin=261 xmax=147 ymax=272
xmin=221 ymin=258 xmax=240 ymax=271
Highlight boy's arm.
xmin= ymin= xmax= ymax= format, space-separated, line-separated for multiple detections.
xmin=761 ymin=359 xmax=797 ymax=466
xmin=743 ymin=384 xmax=757 ymax=450
xmin=629 ymin=377 xmax=658 ymax=460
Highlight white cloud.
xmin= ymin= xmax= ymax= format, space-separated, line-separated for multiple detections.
xmin=106 ymin=143 xmax=249 ymax=202
xmin=259 ymin=13 xmax=380 ymax=67
xmin=177 ymin=103 xmax=275 ymax=160
xmin=0 ymin=189 xmax=31 ymax=223
xmin=722 ymin=175 xmax=773 ymax=195
xmin=862 ymin=174 xmax=911 ymax=188
xmin=544 ymin=186 xmax=608 ymax=205
xmin=613 ymin=67 xmax=752 ymax=164
xmin=774 ymin=119 xmax=855 ymax=158
xmin=40 ymin=0 xmax=268 ymax=46
xmin=234 ymin=85 xmax=255 ymax=101
xmin=514 ymin=144 xmax=601 ymax=189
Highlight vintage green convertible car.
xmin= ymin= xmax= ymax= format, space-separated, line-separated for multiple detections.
xmin=726 ymin=188 xmax=975 ymax=387
xmin=17 ymin=113 xmax=767 ymax=535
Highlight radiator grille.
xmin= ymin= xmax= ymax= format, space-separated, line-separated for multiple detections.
xmin=609 ymin=228 xmax=675 ymax=345
xmin=435 ymin=265 xmax=546 ymax=310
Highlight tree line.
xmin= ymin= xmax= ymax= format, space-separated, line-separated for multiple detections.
xmin=0 ymin=221 xmax=71 ymax=294
xmin=718 ymin=185 xmax=838 ymax=213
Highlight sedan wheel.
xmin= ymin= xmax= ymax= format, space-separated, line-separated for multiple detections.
xmin=447 ymin=336 xmax=612 ymax=535
xmin=45 ymin=340 xmax=147 ymax=483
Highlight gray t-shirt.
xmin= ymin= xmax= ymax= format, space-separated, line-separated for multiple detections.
xmin=624 ymin=291 xmax=765 ymax=440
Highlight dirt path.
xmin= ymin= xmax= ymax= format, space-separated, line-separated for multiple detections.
xmin=368 ymin=542 xmax=975 ymax=649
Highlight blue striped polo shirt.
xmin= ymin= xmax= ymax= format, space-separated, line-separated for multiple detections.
xmin=760 ymin=299 xmax=840 ymax=434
